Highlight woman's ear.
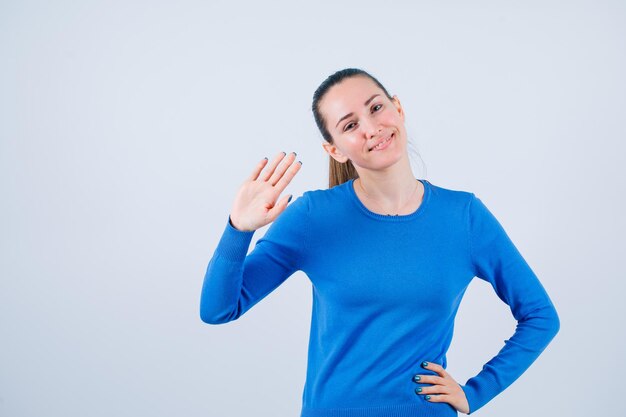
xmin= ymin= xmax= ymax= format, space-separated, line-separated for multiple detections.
xmin=322 ymin=142 xmax=350 ymax=164
xmin=392 ymin=95 xmax=405 ymax=121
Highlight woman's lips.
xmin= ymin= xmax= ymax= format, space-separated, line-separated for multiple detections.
xmin=370 ymin=133 xmax=394 ymax=152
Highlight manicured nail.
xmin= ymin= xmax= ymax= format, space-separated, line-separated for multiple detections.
xmin=264 ymin=157 xmax=268 ymax=160
xmin=415 ymin=387 xmax=422 ymax=393
xmin=288 ymin=195 xmax=293 ymax=202
xmin=293 ymin=152 xmax=297 ymax=157
xmin=413 ymin=375 xmax=421 ymax=382
xmin=425 ymin=395 xmax=431 ymax=400
xmin=298 ymin=160 xmax=302 ymax=165
xmin=282 ymin=151 xmax=286 ymax=155
xmin=422 ymin=361 xmax=429 ymax=367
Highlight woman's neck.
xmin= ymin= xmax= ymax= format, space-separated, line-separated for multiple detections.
xmin=354 ymin=171 xmax=423 ymax=215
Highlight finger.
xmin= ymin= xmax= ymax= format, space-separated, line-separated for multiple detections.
xmin=412 ymin=374 xmax=446 ymax=385
xmin=273 ymin=158 xmax=302 ymax=194
xmin=421 ymin=361 xmax=449 ymax=378
xmin=424 ymin=393 xmax=451 ymax=403
xmin=248 ymin=156 xmax=269 ymax=181
xmin=261 ymin=151 xmax=288 ymax=182
xmin=266 ymin=193 xmax=292 ymax=223
xmin=268 ymin=151 xmax=297 ymax=186
xmin=417 ymin=384 xmax=452 ymax=395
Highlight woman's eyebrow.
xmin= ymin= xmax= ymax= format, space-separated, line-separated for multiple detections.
xmin=334 ymin=94 xmax=381 ymax=128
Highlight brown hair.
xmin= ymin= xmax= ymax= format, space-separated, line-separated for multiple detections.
xmin=311 ymin=68 xmax=396 ymax=188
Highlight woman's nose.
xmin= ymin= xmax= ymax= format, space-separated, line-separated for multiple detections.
xmin=361 ymin=118 xmax=382 ymax=138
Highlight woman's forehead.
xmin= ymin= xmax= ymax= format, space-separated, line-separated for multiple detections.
xmin=328 ymin=76 xmax=378 ymax=101
xmin=322 ymin=77 xmax=382 ymax=116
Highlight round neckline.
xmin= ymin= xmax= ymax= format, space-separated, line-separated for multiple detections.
xmin=347 ymin=177 xmax=431 ymax=221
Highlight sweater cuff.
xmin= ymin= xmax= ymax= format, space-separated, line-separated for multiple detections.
xmin=459 ymin=384 xmax=476 ymax=415
xmin=214 ymin=215 xmax=255 ymax=263
xmin=459 ymin=372 xmax=499 ymax=415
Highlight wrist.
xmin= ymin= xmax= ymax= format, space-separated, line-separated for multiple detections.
xmin=229 ymin=215 xmax=252 ymax=232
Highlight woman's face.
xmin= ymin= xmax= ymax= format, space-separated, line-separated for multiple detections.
xmin=320 ymin=75 xmax=407 ymax=171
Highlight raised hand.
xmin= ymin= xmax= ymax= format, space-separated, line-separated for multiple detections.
xmin=229 ymin=151 xmax=302 ymax=232
xmin=412 ymin=361 xmax=471 ymax=414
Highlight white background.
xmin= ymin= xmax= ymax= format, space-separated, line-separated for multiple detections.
xmin=1 ymin=0 xmax=624 ymax=416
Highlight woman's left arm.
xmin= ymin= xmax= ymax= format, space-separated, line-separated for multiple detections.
xmin=458 ymin=193 xmax=561 ymax=414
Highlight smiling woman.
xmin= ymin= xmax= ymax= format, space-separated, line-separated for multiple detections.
xmin=312 ymin=72 xmax=413 ymax=190
xmin=199 ymin=67 xmax=560 ymax=417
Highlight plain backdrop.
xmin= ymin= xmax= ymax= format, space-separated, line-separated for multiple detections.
xmin=1 ymin=1 xmax=624 ymax=416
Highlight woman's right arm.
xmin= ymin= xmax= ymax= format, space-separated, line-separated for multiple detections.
xmin=199 ymin=152 xmax=305 ymax=324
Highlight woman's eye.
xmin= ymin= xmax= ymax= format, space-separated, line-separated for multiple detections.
xmin=344 ymin=105 xmax=383 ymax=131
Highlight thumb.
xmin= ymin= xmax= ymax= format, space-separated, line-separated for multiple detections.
xmin=267 ymin=194 xmax=292 ymax=223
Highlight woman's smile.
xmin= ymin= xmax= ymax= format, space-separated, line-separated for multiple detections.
xmin=369 ymin=132 xmax=394 ymax=152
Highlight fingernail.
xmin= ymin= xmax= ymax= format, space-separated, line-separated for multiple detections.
xmin=288 ymin=195 xmax=293 ymax=202
xmin=425 ymin=395 xmax=431 ymax=400
xmin=422 ymin=361 xmax=429 ymax=367
xmin=415 ymin=387 xmax=422 ymax=393
xmin=282 ymin=151 xmax=286 ymax=155
xmin=264 ymin=157 xmax=268 ymax=160
xmin=413 ymin=375 xmax=421 ymax=382
xmin=298 ymin=160 xmax=302 ymax=165
xmin=293 ymin=152 xmax=297 ymax=157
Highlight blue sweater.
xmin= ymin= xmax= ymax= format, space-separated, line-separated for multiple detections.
xmin=200 ymin=178 xmax=560 ymax=416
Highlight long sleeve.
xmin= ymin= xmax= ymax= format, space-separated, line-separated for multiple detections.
xmin=459 ymin=194 xmax=560 ymax=414
xmin=199 ymin=193 xmax=309 ymax=324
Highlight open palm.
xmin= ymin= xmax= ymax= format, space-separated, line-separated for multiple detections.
xmin=229 ymin=151 xmax=302 ymax=232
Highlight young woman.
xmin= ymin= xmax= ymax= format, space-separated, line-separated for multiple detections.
xmin=200 ymin=68 xmax=560 ymax=417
